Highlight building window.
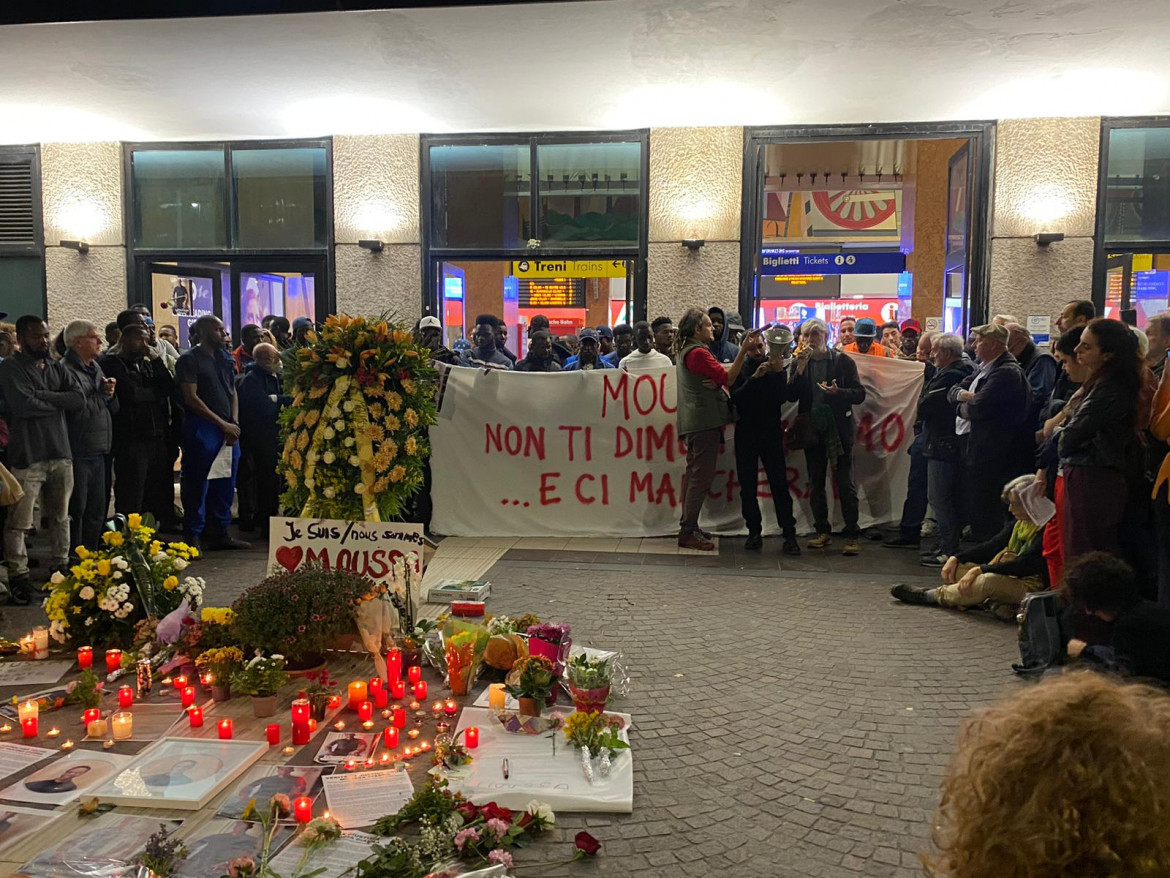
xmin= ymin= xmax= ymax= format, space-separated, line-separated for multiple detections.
xmin=0 ymin=145 xmax=45 ymax=320
xmin=132 ymin=149 xmax=227 ymax=249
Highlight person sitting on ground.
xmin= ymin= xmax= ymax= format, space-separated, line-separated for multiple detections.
xmin=706 ymin=307 xmax=740 ymax=363
xmin=563 ymin=329 xmax=614 ymax=370
xmin=651 ymin=316 xmax=676 ymax=362
xmin=880 ymin=321 xmax=903 ymax=358
xmin=602 ymin=323 xmax=634 ymax=367
xmin=923 ymin=672 xmax=1170 ymax=877
xmin=842 ymin=318 xmax=888 ymax=358
xmin=514 ymin=330 xmax=562 ymax=372
xmin=891 ymin=474 xmax=1047 ymax=616
xmin=458 ymin=315 xmax=513 ymax=371
xmin=1062 ymin=552 xmax=1170 ymax=686
xmin=619 ymin=321 xmax=673 ymax=373
xmin=835 ymin=316 xmax=856 ymax=352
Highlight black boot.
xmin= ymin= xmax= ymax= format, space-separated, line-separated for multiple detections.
xmin=782 ymin=535 xmax=801 ymax=556
xmin=7 ymin=575 xmax=32 ymax=607
xmin=744 ymin=532 xmax=763 ymax=551
xmin=890 ymin=583 xmax=935 ymax=606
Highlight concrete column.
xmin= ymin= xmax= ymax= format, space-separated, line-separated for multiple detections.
xmin=988 ymin=117 xmax=1100 ymax=326
xmin=647 ymin=126 xmax=743 ymax=322
xmin=333 ymin=134 xmax=422 ymax=325
xmin=40 ymin=142 xmax=126 ymax=332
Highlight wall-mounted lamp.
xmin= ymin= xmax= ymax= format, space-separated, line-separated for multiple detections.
xmin=681 ymin=239 xmax=706 ymax=251
xmin=358 ymin=239 xmax=385 ymax=253
xmin=59 ymin=240 xmax=89 ymax=254
xmin=1034 ymin=232 xmax=1065 ymax=247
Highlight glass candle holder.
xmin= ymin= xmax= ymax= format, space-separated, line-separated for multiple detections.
xmin=112 ymin=711 xmax=133 ymax=740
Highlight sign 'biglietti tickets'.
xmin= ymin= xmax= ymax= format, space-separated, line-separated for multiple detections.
xmin=512 ymin=259 xmax=627 ymax=279
xmin=760 ymin=250 xmax=907 ymax=276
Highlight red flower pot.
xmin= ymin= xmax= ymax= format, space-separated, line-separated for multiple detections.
xmin=569 ymin=682 xmax=610 ymax=715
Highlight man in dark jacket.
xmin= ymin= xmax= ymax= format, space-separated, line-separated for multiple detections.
xmin=706 ymin=307 xmax=740 ymax=364
xmin=237 ymin=343 xmax=289 ymax=537
xmin=0 ymin=316 xmax=83 ymax=603
xmin=1007 ymin=323 xmax=1058 ymax=427
xmin=414 ymin=317 xmax=459 ymax=367
xmin=61 ymin=320 xmax=118 ymax=554
xmin=884 ymin=332 xmax=939 ymax=550
xmin=787 ymin=318 xmax=866 ymax=555
xmin=514 ymin=331 xmax=562 ymax=372
xmin=731 ymin=332 xmax=799 ymax=555
xmin=916 ymin=334 xmax=975 ymax=565
xmin=948 ymin=323 xmax=1033 ymax=542
xmin=101 ymin=323 xmax=175 ymax=523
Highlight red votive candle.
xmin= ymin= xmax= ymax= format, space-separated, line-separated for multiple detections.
xmin=105 ymin=649 xmax=122 ymax=674
xmin=372 ymin=684 xmax=388 ymax=709
xmin=217 ymin=718 xmax=233 ymax=739
xmin=293 ymin=796 xmax=312 ymax=823
xmin=357 ymin=700 xmax=373 ymax=722
xmin=465 ymin=726 xmax=479 ymax=749
xmin=82 ymin=708 xmax=100 ymax=727
xmin=173 ymin=674 xmax=188 ymax=690
xmin=390 ymin=680 xmax=406 ymax=701
xmin=383 ymin=726 xmax=399 ymax=748
xmin=266 ymin=723 xmax=281 ymax=745
xmin=188 ymin=707 xmax=204 ymax=728
xmin=180 ymin=686 xmax=196 ymax=708
xmin=21 ymin=717 xmax=37 ymax=738
xmin=326 ymin=695 xmax=342 ymax=710
xmin=392 ymin=708 xmax=406 ymax=729
xmin=77 ymin=647 xmax=93 ymax=670
xmin=407 ymin=665 xmax=422 ymax=685
xmin=443 ymin=699 xmax=457 ymax=718
xmin=118 ymin=686 xmax=133 ymax=709
xmin=292 ymin=721 xmax=311 ymax=745
xmin=291 ymin=696 xmax=310 ymax=724
xmin=386 ymin=648 xmax=402 ymax=682
xmin=413 ymin=681 xmax=427 ymax=701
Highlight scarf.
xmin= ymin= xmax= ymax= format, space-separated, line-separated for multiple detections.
xmin=1007 ymin=520 xmax=1042 ymax=555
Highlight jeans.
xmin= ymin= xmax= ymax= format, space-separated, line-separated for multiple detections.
xmin=180 ymin=414 xmax=239 ymax=540
xmin=679 ymin=428 xmax=721 ymax=537
xmin=4 ymin=458 xmax=73 ymax=577
xmin=927 ymin=458 xmax=963 ymax=556
xmin=898 ymin=433 xmax=928 ymax=540
xmin=805 ymin=443 xmax=859 ymax=538
xmin=70 ymin=455 xmax=108 ymax=553
xmin=735 ymin=427 xmax=795 ymax=536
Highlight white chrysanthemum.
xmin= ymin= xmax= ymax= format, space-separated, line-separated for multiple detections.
xmin=78 ymin=586 xmax=95 ymax=600
xmin=323 ymin=427 xmax=335 ymax=440
xmin=112 ymin=571 xmax=122 ymax=580
xmin=122 ymin=602 xmax=133 ymax=613
xmin=152 ymin=552 xmax=168 ymax=563
xmin=323 ymin=452 xmax=335 ymax=464
xmin=349 ymin=456 xmax=360 ymax=467
xmin=343 ymin=401 xmax=355 ymax=412
xmin=344 ymin=437 xmax=355 ymax=447
xmin=334 ymin=419 xmax=345 ymax=430
xmin=524 ymin=800 xmax=556 ymax=827
xmin=50 ymin=571 xmax=65 ymax=585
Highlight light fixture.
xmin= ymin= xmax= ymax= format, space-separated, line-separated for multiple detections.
xmin=1034 ymin=232 xmax=1064 ymax=246
xmin=681 ymin=239 xmax=706 ymax=251
xmin=59 ymin=240 xmax=89 ymax=254
xmin=358 ymin=239 xmax=384 ymax=253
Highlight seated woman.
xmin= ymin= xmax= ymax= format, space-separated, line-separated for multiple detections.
xmin=923 ymin=673 xmax=1170 ymax=876
xmin=890 ymin=474 xmax=1047 ymax=616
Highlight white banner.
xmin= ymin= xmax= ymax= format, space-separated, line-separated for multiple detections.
xmin=266 ymin=517 xmax=425 ymax=584
xmin=431 ymin=357 xmax=924 ymax=538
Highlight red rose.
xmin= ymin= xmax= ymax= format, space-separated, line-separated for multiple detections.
xmin=574 ymin=831 xmax=602 ymax=856
xmin=478 ymin=802 xmax=514 ymax=824
xmin=516 ymin=811 xmax=534 ymax=830
xmin=456 ymin=802 xmax=479 ymax=824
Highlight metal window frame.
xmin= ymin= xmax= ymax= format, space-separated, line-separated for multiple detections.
xmin=0 ymin=143 xmax=47 ymax=318
xmin=739 ymin=120 xmax=996 ymax=331
xmin=1093 ymin=116 xmax=1170 ymax=313
xmin=419 ymin=129 xmax=649 ymax=323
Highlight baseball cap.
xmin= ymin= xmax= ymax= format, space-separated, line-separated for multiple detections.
xmin=595 ymin=326 xmax=613 ymax=339
xmin=419 ymin=316 xmax=441 ymax=330
xmin=972 ymin=323 xmax=1009 ymax=344
xmin=854 ymin=318 xmax=878 ymax=338
xmin=292 ymin=316 xmax=314 ymax=331
xmin=725 ymin=311 xmax=746 ymax=332
xmin=899 ymin=319 xmax=921 ymax=334
xmin=579 ymin=328 xmax=600 ymax=342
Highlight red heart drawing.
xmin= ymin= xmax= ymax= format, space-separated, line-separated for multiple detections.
xmin=275 ymin=546 xmax=303 ymax=572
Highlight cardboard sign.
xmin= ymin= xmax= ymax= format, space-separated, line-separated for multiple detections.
xmin=267 ymin=517 xmax=424 ymax=584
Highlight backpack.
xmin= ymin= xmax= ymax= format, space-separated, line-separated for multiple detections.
xmin=1012 ymin=590 xmax=1064 ymax=675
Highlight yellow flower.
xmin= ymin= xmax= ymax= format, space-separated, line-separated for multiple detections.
xmin=163 ymin=576 xmax=179 ymax=591
xmin=401 ymin=378 xmax=416 ymax=396
xmin=386 ymin=392 xmax=403 ymax=412
xmin=150 ymin=541 xmax=164 ymax=556
xmin=75 ymin=546 xmax=90 ymax=560
xmin=405 ymin=436 xmax=418 ymax=455
xmin=127 ymin=513 xmax=142 ymax=530
xmin=384 ymin=414 xmax=400 ymax=432
xmin=293 ymin=412 xmax=305 ymax=429
xmin=309 ymin=384 xmax=328 ymax=399
xmin=296 ymin=431 xmax=310 ymax=451
xmin=96 ymin=559 xmax=112 ymax=577
xmin=389 ymin=465 xmax=406 ymax=483
xmin=102 ymin=531 xmax=124 ymax=547
xmin=290 ymin=450 xmax=303 ymax=470
xmin=304 ymin=409 xmax=320 ymax=427
xmin=404 ymin=409 xmax=419 ymax=428
xmin=190 ymin=547 xmax=199 ymax=559
xmin=392 ymin=329 xmax=411 ymax=345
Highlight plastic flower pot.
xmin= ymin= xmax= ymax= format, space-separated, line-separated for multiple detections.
xmin=517 ymin=696 xmax=541 ymax=718
xmin=251 ymin=695 xmax=278 ymax=718
xmin=210 ymin=684 xmax=232 ymax=703
xmin=569 ymin=682 xmax=611 ymax=714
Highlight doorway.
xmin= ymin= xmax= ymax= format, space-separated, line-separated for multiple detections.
xmin=1103 ymin=251 xmax=1170 ymax=327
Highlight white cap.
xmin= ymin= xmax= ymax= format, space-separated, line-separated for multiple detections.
xmin=419 ymin=316 xmax=441 ymax=330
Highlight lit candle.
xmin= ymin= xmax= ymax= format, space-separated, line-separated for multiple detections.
xmin=344 ymin=759 xmax=356 ymax=771
xmin=419 ymin=740 xmax=431 ymax=752
xmin=407 ymin=665 xmax=422 ymax=685
xmin=387 ymin=648 xmax=402 ymax=682
xmin=162 ymin=676 xmax=174 ymax=687
xmin=392 ymin=708 xmax=406 ymax=729
xmin=334 ymin=720 xmax=346 ymax=731
xmin=105 ymin=649 xmax=122 ymax=674
xmin=401 ymin=746 xmax=413 ymax=758
xmin=173 ymin=674 xmax=188 ymax=690
xmin=361 ymin=720 xmax=374 ymax=730
xmin=326 ymin=695 xmax=342 ymax=710
xmin=82 ymin=708 xmax=101 ymax=727
xmin=408 ymin=701 xmax=421 ymax=713
xmin=282 ymin=746 xmax=296 ymax=756
xmin=21 ymin=718 xmax=37 ymax=738
xmin=380 ymin=752 xmax=391 ymax=764
xmin=0 ymin=724 xmax=10 ymax=734
xmin=308 ymin=718 xmax=317 ymax=732
xmin=18 ymin=635 xmax=34 ymax=656
xmin=197 ymin=673 xmax=211 ymax=687
xmin=46 ymin=727 xmax=60 ymax=738
xmin=292 ymin=721 xmax=311 ymax=745
xmin=431 ymin=701 xmax=444 ymax=716
xmin=357 ymin=700 xmax=373 ymax=722
xmin=217 ymin=718 xmax=233 ymax=739
xmin=180 ymin=687 xmax=196 ymax=708
xmin=87 ymin=717 xmax=108 ymax=738
xmin=443 ymin=700 xmax=458 ymax=718
xmin=413 ymin=681 xmax=428 ymax=701
xmin=371 ymin=682 xmax=388 ymax=709
xmin=266 ymin=724 xmax=281 ymax=745
xmin=112 ymin=711 xmax=133 ymax=740
xmin=347 ymin=681 xmax=367 ymax=711
xmin=390 ymin=680 xmax=406 ymax=701
xmin=383 ymin=726 xmax=399 ymax=748
xmin=436 ymin=720 xmax=451 ymax=735
xmin=369 ymin=677 xmax=382 ymax=696
xmin=60 ymin=739 xmax=74 ymax=750
xmin=407 ymin=727 xmax=421 ymax=739
xmin=293 ymin=796 xmax=312 ymax=823
xmin=488 ymin=684 xmax=506 ymax=712
xmin=32 ymin=627 xmax=48 ymax=660
xmin=465 ymin=726 xmax=480 ymax=749
xmin=187 ymin=707 xmax=204 ymax=728
xmin=118 ymin=686 xmax=133 ymax=709
xmin=291 ymin=696 xmax=310 ymax=724
xmin=77 ymin=646 xmax=93 ymax=670
xmin=18 ymin=700 xmax=38 ymax=723
xmin=102 ymin=740 xmax=114 ymax=749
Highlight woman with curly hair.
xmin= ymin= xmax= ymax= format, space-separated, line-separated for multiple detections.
xmin=925 ymin=673 xmax=1170 ymax=877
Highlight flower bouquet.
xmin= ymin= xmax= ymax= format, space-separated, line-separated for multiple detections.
xmin=231 ymin=653 xmax=289 ymax=717
xmin=566 ymin=653 xmax=613 ymax=714
xmin=563 ymin=711 xmax=629 ymax=784
xmin=526 ymin=622 xmax=571 ymax=702
xmin=194 ymin=646 xmax=244 ymax=701
xmin=440 ymin=619 xmax=489 ymax=697
xmin=505 ymin=655 xmax=556 ymax=717
xmin=42 ymin=514 xmax=202 ymax=649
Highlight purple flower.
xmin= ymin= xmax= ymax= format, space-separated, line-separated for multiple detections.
xmin=527 ymin=622 xmax=570 ymax=644
xmin=487 ymin=850 xmax=514 ymax=868
xmin=453 ymin=827 xmax=479 ymax=852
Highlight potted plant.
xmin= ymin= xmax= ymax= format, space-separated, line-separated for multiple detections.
xmin=231 ymin=569 xmax=373 ymax=672
xmin=505 ymin=655 xmax=556 ymax=717
xmin=527 ymin=622 xmax=571 ymax=677
xmin=567 ymin=654 xmax=614 ymax=714
xmin=195 ymin=647 xmax=244 ymax=702
xmin=231 ymin=653 xmax=289 ymax=717
xmin=303 ymin=669 xmax=339 ymax=721
xmin=439 ymin=619 xmax=489 ymax=697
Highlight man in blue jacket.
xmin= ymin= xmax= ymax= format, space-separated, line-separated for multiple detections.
xmin=237 ymin=343 xmax=290 ymax=538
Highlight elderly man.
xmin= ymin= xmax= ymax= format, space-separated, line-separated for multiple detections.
xmin=948 ymin=323 xmax=1033 ymax=543
xmin=1055 ymin=300 xmax=1095 ymax=334
xmin=1146 ymin=311 xmax=1170 ymax=380
xmin=237 ymin=343 xmax=289 ymax=537
xmin=1006 ymin=322 xmax=1058 ymax=425
xmin=0 ymin=316 xmax=83 ymax=602
xmin=564 ymin=329 xmax=614 ymax=371
xmin=61 ymin=321 xmax=118 ymax=554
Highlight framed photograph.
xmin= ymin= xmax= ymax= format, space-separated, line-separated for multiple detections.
xmin=15 ymin=814 xmax=180 ymax=877
xmin=314 ymin=731 xmax=377 ymax=765
xmin=177 ymin=817 xmax=294 ymax=878
xmin=88 ymin=737 xmax=267 ymax=811
xmin=0 ymin=751 xmax=133 ymax=807
xmin=217 ymin=765 xmax=327 ymax=821
xmin=0 ymin=806 xmax=61 ymax=854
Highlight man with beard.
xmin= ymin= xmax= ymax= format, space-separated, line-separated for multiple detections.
xmin=515 ymin=330 xmax=562 ymax=372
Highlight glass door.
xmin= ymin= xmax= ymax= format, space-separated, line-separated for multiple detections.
xmin=144 ymin=261 xmax=225 ymax=351
xmin=232 ymin=260 xmax=323 ymax=332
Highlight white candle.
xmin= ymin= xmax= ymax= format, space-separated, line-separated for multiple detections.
xmin=86 ymin=718 xmax=108 ymax=739
xmin=112 ymin=711 xmax=133 ymax=740
xmin=17 ymin=700 xmax=38 ymax=723
xmin=32 ymin=627 xmax=49 ymax=660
